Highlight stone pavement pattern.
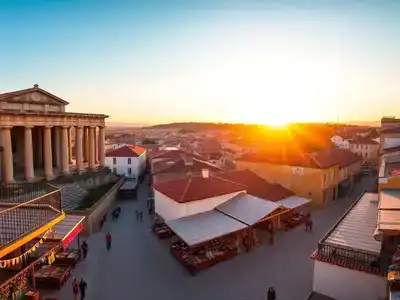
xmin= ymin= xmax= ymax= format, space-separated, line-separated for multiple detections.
xmin=47 ymin=174 xmax=376 ymax=300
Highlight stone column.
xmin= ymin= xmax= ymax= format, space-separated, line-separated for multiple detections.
xmin=24 ymin=126 xmax=34 ymax=181
xmin=89 ymin=126 xmax=96 ymax=169
xmin=43 ymin=126 xmax=54 ymax=180
xmin=98 ymin=126 xmax=106 ymax=167
xmin=68 ymin=127 xmax=73 ymax=164
xmin=95 ymin=128 xmax=99 ymax=164
xmin=83 ymin=127 xmax=89 ymax=162
xmin=54 ymin=127 xmax=61 ymax=168
xmin=1 ymin=126 xmax=14 ymax=183
xmin=61 ymin=126 xmax=70 ymax=174
xmin=75 ymin=126 xmax=84 ymax=172
xmin=36 ymin=127 xmax=43 ymax=167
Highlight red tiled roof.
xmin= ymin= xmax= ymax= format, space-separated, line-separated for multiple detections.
xmin=150 ymin=149 xmax=206 ymax=161
xmin=310 ymin=147 xmax=362 ymax=169
xmin=237 ymin=152 xmax=317 ymax=168
xmin=152 ymin=158 xmax=223 ymax=174
xmin=153 ymin=176 xmax=246 ymax=203
xmin=105 ymin=144 xmax=146 ymax=157
xmin=348 ymin=136 xmax=379 ymax=145
xmin=0 ymin=85 xmax=69 ymax=104
xmin=218 ymin=169 xmax=294 ymax=201
xmin=310 ymin=250 xmax=381 ymax=276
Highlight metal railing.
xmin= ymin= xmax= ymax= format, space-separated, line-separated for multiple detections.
xmin=0 ymin=183 xmax=62 ymax=248
xmin=0 ymin=182 xmax=58 ymax=203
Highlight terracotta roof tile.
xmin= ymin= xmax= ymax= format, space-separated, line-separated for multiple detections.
xmin=310 ymin=147 xmax=361 ymax=169
xmin=153 ymin=176 xmax=246 ymax=203
xmin=152 ymin=158 xmax=223 ymax=174
xmin=150 ymin=149 xmax=206 ymax=161
xmin=105 ymin=144 xmax=146 ymax=157
xmin=218 ymin=169 xmax=294 ymax=201
xmin=237 ymin=152 xmax=317 ymax=168
xmin=348 ymin=136 xmax=379 ymax=145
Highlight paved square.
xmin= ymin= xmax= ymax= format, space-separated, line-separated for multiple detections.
xmin=46 ymin=175 xmax=376 ymax=300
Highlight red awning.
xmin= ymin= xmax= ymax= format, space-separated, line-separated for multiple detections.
xmin=45 ymin=215 xmax=85 ymax=248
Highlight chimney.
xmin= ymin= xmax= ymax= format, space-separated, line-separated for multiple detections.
xmin=33 ymin=84 xmax=39 ymax=88
xmin=183 ymin=154 xmax=194 ymax=166
xmin=202 ymin=168 xmax=209 ymax=178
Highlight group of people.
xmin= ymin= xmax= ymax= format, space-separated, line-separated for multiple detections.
xmin=72 ymin=278 xmax=87 ymax=300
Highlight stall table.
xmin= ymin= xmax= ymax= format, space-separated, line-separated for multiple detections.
xmin=34 ymin=265 xmax=71 ymax=289
xmin=55 ymin=249 xmax=80 ymax=268
xmin=282 ymin=212 xmax=307 ymax=230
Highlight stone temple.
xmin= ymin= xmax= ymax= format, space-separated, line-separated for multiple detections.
xmin=0 ymin=84 xmax=108 ymax=183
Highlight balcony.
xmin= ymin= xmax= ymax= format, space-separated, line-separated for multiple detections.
xmin=310 ymin=192 xmax=384 ymax=276
xmin=0 ymin=182 xmax=64 ymax=257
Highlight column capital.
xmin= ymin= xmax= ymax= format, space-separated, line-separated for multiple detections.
xmin=98 ymin=125 xmax=106 ymax=129
xmin=44 ymin=125 xmax=53 ymax=129
xmin=0 ymin=126 xmax=13 ymax=129
xmin=75 ymin=125 xmax=84 ymax=129
xmin=61 ymin=125 xmax=70 ymax=129
xmin=24 ymin=125 xmax=34 ymax=129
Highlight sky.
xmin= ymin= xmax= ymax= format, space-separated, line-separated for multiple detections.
xmin=1 ymin=0 xmax=400 ymax=125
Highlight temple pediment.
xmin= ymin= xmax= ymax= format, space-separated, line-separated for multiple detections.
xmin=0 ymin=85 xmax=68 ymax=113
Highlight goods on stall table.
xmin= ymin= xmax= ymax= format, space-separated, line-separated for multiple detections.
xmin=153 ymin=223 xmax=173 ymax=239
xmin=282 ymin=212 xmax=307 ymax=230
xmin=55 ymin=249 xmax=80 ymax=268
xmin=170 ymin=237 xmax=237 ymax=275
xmin=34 ymin=265 xmax=71 ymax=289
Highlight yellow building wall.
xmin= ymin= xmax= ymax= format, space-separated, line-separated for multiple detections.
xmin=378 ymin=177 xmax=400 ymax=193
xmin=235 ymin=161 xmax=338 ymax=207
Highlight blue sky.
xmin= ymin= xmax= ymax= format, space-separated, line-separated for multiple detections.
xmin=1 ymin=0 xmax=400 ymax=125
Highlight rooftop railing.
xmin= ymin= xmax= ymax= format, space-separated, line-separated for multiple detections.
xmin=0 ymin=182 xmax=62 ymax=248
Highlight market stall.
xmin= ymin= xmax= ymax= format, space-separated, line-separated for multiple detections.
xmin=152 ymin=219 xmax=174 ymax=239
xmin=166 ymin=210 xmax=247 ymax=275
xmin=30 ymin=215 xmax=85 ymax=268
xmin=215 ymin=193 xmax=287 ymax=246
xmin=275 ymin=196 xmax=311 ymax=230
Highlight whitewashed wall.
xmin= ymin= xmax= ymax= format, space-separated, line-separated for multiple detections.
xmin=313 ymin=260 xmax=386 ymax=300
xmin=154 ymin=190 xmax=245 ymax=221
xmin=105 ymin=153 xmax=146 ymax=179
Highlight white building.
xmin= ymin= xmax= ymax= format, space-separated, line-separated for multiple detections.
xmin=105 ymin=144 xmax=147 ymax=179
xmin=153 ymin=169 xmax=246 ymax=220
xmin=348 ymin=136 xmax=380 ymax=161
xmin=330 ymin=135 xmax=350 ymax=149
xmin=310 ymin=193 xmax=386 ymax=300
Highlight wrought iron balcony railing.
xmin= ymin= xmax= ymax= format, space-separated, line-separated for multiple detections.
xmin=0 ymin=182 xmax=62 ymax=248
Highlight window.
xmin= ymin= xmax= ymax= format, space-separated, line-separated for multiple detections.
xmin=128 ymin=158 xmax=132 ymax=165
xmin=113 ymin=158 xmax=117 ymax=165
xmin=112 ymin=167 xmax=117 ymax=173
xmin=128 ymin=167 xmax=132 ymax=175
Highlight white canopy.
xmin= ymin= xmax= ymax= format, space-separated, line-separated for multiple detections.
xmin=275 ymin=196 xmax=310 ymax=209
xmin=166 ymin=210 xmax=247 ymax=247
xmin=215 ymin=193 xmax=281 ymax=226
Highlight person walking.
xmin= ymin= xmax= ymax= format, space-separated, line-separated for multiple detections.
xmin=105 ymin=232 xmax=112 ymax=251
xmin=79 ymin=278 xmax=87 ymax=300
xmin=81 ymin=241 xmax=88 ymax=259
xmin=72 ymin=278 xmax=79 ymax=300
xmin=135 ymin=210 xmax=139 ymax=221
xmin=267 ymin=287 xmax=276 ymax=300
xmin=139 ymin=211 xmax=143 ymax=222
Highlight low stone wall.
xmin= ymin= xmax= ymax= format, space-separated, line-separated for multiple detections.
xmin=69 ymin=176 xmax=124 ymax=236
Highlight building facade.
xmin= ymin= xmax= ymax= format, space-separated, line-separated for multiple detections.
xmin=348 ymin=136 xmax=379 ymax=162
xmin=105 ymin=144 xmax=147 ymax=179
xmin=0 ymin=85 xmax=107 ymax=183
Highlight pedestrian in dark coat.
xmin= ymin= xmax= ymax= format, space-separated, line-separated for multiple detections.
xmin=79 ymin=278 xmax=87 ymax=300
xmin=105 ymin=232 xmax=112 ymax=250
xmin=267 ymin=287 xmax=276 ymax=300
xmin=81 ymin=241 xmax=88 ymax=259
